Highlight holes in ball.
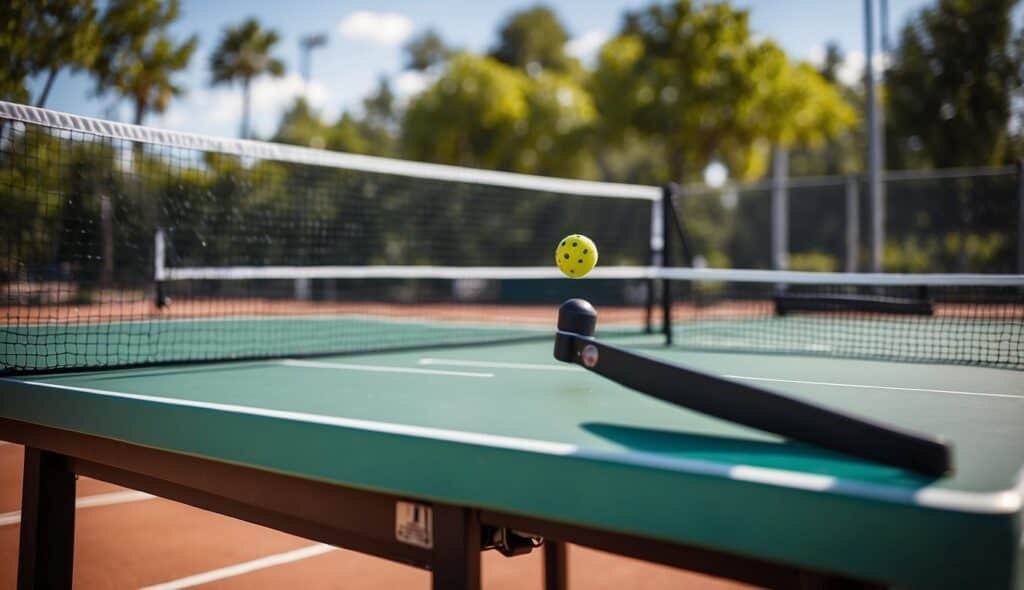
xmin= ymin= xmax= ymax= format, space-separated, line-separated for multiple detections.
xmin=583 ymin=249 xmax=588 ymax=254
xmin=578 ymin=259 xmax=583 ymax=263
xmin=563 ymin=253 xmax=570 ymax=259
xmin=572 ymin=242 xmax=578 ymax=247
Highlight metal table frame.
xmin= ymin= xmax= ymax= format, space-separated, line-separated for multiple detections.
xmin=4 ymin=418 xmax=883 ymax=589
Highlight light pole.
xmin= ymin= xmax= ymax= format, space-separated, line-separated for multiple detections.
xmin=299 ymin=33 xmax=328 ymax=97
xmin=865 ymin=0 xmax=889 ymax=273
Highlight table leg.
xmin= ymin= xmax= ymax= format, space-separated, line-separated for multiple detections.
xmin=18 ymin=447 xmax=76 ymax=590
xmin=431 ymin=505 xmax=481 ymax=590
xmin=544 ymin=540 xmax=567 ymax=590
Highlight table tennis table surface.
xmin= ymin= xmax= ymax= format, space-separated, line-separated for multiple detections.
xmin=1 ymin=334 xmax=1022 ymax=588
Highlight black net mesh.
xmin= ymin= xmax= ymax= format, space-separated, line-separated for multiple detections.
xmin=664 ymin=276 xmax=1023 ymax=369
xmin=2 ymin=104 xmax=1022 ymax=374
xmin=1 ymin=105 xmax=656 ymax=374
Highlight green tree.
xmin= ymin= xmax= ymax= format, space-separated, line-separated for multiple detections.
xmin=403 ymin=29 xmax=451 ymax=71
xmin=402 ymin=53 xmax=595 ymax=176
xmin=209 ymin=18 xmax=286 ymax=138
xmin=817 ymin=42 xmax=845 ymax=86
xmin=489 ymin=6 xmax=575 ymax=73
xmin=887 ymin=0 xmax=1022 ymax=168
xmin=93 ymin=0 xmax=197 ymax=125
xmin=272 ymin=97 xmax=331 ymax=148
xmin=0 ymin=0 xmax=100 ymax=106
xmin=359 ymin=77 xmax=399 ymax=155
xmin=788 ymin=42 xmax=867 ymax=177
xmin=272 ymin=98 xmax=375 ymax=154
xmin=591 ymin=1 xmax=856 ymax=182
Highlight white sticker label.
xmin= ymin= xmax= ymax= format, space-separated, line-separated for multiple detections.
xmin=395 ymin=501 xmax=433 ymax=549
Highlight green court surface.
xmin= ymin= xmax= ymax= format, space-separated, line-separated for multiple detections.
xmin=1 ymin=335 xmax=1021 ymax=588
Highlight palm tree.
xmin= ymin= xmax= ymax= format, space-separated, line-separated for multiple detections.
xmin=104 ymin=35 xmax=198 ymax=125
xmin=92 ymin=0 xmax=194 ymax=122
xmin=209 ymin=19 xmax=286 ymax=138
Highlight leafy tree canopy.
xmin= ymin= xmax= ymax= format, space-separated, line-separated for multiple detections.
xmin=93 ymin=0 xmax=196 ymax=125
xmin=591 ymin=0 xmax=856 ymax=181
xmin=489 ymin=6 xmax=576 ymax=74
xmin=887 ymin=0 xmax=1022 ymax=168
xmin=1 ymin=0 xmax=100 ymax=106
xmin=403 ymin=29 xmax=452 ymax=72
xmin=209 ymin=18 xmax=285 ymax=138
xmin=402 ymin=53 xmax=595 ymax=176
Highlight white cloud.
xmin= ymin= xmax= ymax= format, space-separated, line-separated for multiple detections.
xmin=251 ymin=73 xmax=329 ymax=112
xmin=394 ymin=70 xmax=431 ymax=98
xmin=566 ymin=30 xmax=608 ymax=63
xmin=153 ymin=73 xmax=330 ymax=138
xmin=807 ymin=46 xmax=889 ymax=87
xmin=338 ymin=11 xmax=413 ymax=47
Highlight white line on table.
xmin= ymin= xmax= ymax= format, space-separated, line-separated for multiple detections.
xmin=278 ymin=359 xmax=493 ymax=378
xmin=418 ymin=358 xmax=578 ymax=371
xmin=0 ymin=490 xmax=154 ymax=527
xmin=138 ymin=543 xmax=336 ymax=590
xmin=725 ymin=375 xmax=1020 ymax=399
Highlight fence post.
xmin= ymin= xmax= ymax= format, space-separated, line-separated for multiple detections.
xmin=845 ymin=176 xmax=860 ymax=273
xmin=645 ymin=197 xmax=664 ymax=333
xmin=661 ymin=184 xmax=676 ymax=345
xmin=771 ymin=147 xmax=789 ymax=270
xmin=1018 ymin=160 xmax=1024 ymax=275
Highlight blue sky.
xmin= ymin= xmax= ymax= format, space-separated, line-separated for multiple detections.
xmin=30 ymin=0 xmax=1016 ymax=139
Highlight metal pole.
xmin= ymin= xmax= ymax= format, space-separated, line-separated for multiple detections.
xmin=1017 ymin=160 xmax=1024 ymax=275
xmin=299 ymin=33 xmax=328 ymax=97
xmin=845 ymin=176 xmax=860 ymax=272
xmin=771 ymin=147 xmax=789 ymax=270
xmin=865 ymin=0 xmax=884 ymax=272
xmin=879 ymin=0 xmax=889 ymax=270
xmin=646 ymin=198 xmax=663 ymax=333
xmin=661 ymin=184 xmax=675 ymax=346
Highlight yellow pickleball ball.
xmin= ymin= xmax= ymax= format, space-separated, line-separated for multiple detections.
xmin=555 ymin=234 xmax=598 ymax=278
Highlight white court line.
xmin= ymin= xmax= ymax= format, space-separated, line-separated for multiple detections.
xmin=278 ymin=359 xmax=493 ymax=378
xmin=724 ymin=375 xmax=1020 ymax=399
xmin=0 ymin=490 xmax=154 ymax=526
xmin=418 ymin=358 xmax=578 ymax=372
xmin=139 ymin=543 xmax=336 ymax=590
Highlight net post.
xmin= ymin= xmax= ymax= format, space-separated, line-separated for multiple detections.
xmin=661 ymin=184 xmax=676 ymax=346
xmin=646 ymin=197 xmax=664 ymax=333
xmin=154 ymin=229 xmax=167 ymax=308
xmin=1017 ymin=160 xmax=1024 ymax=275
xmin=770 ymin=147 xmax=789 ymax=271
xmin=845 ymin=175 xmax=860 ymax=273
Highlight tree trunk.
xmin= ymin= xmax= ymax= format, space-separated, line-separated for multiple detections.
xmin=241 ymin=78 xmax=251 ymax=139
xmin=131 ymin=98 xmax=146 ymax=161
xmin=34 ymin=68 xmax=59 ymax=108
xmin=133 ymin=100 xmax=146 ymax=126
xmin=669 ymin=144 xmax=686 ymax=185
xmin=595 ymin=147 xmax=613 ymax=181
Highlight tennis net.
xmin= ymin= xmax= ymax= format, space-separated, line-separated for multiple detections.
xmin=1 ymin=102 xmax=1022 ymax=374
xmin=0 ymin=102 xmax=660 ymax=373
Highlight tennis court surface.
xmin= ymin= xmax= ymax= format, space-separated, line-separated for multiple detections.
xmin=2 ymin=102 xmax=1023 ymax=589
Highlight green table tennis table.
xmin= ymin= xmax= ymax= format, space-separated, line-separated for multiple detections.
xmin=1 ymin=334 xmax=1022 ymax=589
